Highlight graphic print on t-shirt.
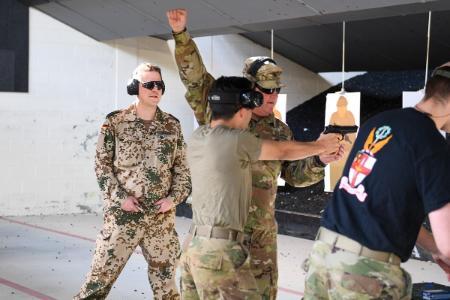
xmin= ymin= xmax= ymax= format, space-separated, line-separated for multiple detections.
xmin=339 ymin=126 xmax=393 ymax=202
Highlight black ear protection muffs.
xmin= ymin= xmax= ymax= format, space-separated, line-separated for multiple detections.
xmin=127 ymin=78 xmax=140 ymax=95
xmin=247 ymin=58 xmax=277 ymax=77
xmin=126 ymin=79 xmax=166 ymax=95
xmin=240 ymin=90 xmax=264 ymax=108
xmin=431 ymin=68 xmax=450 ymax=80
xmin=207 ymin=89 xmax=263 ymax=109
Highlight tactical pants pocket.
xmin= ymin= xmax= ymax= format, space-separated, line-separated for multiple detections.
xmin=98 ymin=218 xmax=115 ymax=241
xmin=227 ymin=244 xmax=250 ymax=270
xmin=90 ymin=221 xmax=117 ymax=278
xmin=400 ymin=267 xmax=412 ymax=300
xmin=191 ymin=253 xmax=223 ymax=271
xmin=99 ymin=229 xmax=112 ymax=240
xmin=227 ymin=245 xmax=259 ymax=293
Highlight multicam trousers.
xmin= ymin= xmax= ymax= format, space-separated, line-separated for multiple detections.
xmin=180 ymin=236 xmax=260 ymax=300
xmin=74 ymin=210 xmax=181 ymax=300
xmin=244 ymin=225 xmax=278 ymax=300
xmin=303 ymin=240 xmax=412 ymax=300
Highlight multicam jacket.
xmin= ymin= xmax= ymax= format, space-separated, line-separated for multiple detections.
xmin=95 ymin=103 xmax=191 ymax=214
xmin=173 ymin=30 xmax=325 ymax=231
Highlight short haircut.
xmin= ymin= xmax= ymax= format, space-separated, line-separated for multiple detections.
xmin=209 ymin=76 xmax=253 ymax=120
xmin=132 ymin=63 xmax=162 ymax=82
xmin=425 ymin=65 xmax=450 ymax=103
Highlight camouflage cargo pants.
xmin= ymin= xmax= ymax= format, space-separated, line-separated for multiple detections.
xmin=303 ymin=240 xmax=412 ymax=300
xmin=180 ymin=236 xmax=260 ymax=299
xmin=245 ymin=223 xmax=278 ymax=300
xmin=74 ymin=210 xmax=180 ymax=300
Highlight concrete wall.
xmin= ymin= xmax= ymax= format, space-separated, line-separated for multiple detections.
xmin=0 ymin=8 xmax=330 ymax=216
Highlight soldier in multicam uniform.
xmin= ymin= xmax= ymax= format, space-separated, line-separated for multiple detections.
xmin=182 ymin=76 xmax=340 ymax=299
xmin=166 ymin=9 xmax=343 ymax=299
xmin=303 ymin=63 xmax=450 ymax=299
xmin=74 ymin=63 xmax=191 ymax=300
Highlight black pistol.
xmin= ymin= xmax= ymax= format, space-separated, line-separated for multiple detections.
xmin=323 ymin=125 xmax=358 ymax=140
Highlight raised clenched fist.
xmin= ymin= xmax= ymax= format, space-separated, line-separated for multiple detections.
xmin=166 ymin=9 xmax=187 ymax=34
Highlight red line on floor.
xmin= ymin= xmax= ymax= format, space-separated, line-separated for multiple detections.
xmin=0 ymin=277 xmax=57 ymax=300
xmin=0 ymin=216 xmax=95 ymax=242
xmin=279 ymin=286 xmax=304 ymax=296
xmin=0 ymin=216 xmax=303 ymax=296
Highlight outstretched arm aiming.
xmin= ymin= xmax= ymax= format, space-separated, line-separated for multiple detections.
xmin=167 ymin=9 xmax=214 ymax=125
xmin=281 ymin=146 xmax=344 ymax=187
xmin=259 ymin=133 xmax=340 ymax=161
xmin=276 ymin=122 xmax=344 ymax=187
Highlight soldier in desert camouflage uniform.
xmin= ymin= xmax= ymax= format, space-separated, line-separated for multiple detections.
xmin=74 ymin=63 xmax=191 ymax=300
xmin=167 ymin=9 xmax=343 ymax=299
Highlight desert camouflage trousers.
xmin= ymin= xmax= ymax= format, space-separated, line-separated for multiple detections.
xmin=303 ymin=240 xmax=412 ymax=300
xmin=74 ymin=210 xmax=181 ymax=300
xmin=180 ymin=236 xmax=260 ymax=299
xmin=244 ymin=224 xmax=278 ymax=300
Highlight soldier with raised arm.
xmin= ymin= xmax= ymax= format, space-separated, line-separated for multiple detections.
xmin=167 ymin=9 xmax=343 ymax=299
xmin=182 ymin=76 xmax=340 ymax=299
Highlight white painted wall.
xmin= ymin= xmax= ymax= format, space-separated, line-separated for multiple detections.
xmin=0 ymin=8 xmax=330 ymax=216
xmin=0 ymin=8 xmax=192 ymax=216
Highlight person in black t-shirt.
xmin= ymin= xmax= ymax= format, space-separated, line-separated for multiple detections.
xmin=303 ymin=63 xmax=450 ymax=300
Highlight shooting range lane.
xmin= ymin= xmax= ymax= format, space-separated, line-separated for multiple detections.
xmin=1 ymin=214 xmax=447 ymax=299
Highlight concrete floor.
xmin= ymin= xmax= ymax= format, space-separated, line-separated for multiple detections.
xmin=0 ymin=214 xmax=448 ymax=300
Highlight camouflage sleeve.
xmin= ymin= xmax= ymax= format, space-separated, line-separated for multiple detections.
xmin=167 ymin=126 xmax=192 ymax=205
xmin=95 ymin=118 xmax=128 ymax=206
xmin=280 ymin=127 xmax=326 ymax=187
xmin=281 ymin=156 xmax=325 ymax=187
xmin=173 ymin=29 xmax=214 ymax=125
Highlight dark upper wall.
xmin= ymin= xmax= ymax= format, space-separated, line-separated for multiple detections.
xmin=286 ymin=70 xmax=450 ymax=144
xmin=20 ymin=0 xmax=450 ymax=72
xmin=243 ymin=9 xmax=450 ymax=72
xmin=0 ymin=0 xmax=29 ymax=92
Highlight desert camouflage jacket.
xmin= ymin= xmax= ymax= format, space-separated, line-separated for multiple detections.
xmin=95 ymin=103 xmax=191 ymax=214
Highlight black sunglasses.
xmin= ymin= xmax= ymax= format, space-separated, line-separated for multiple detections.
xmin=256 ymin=84 xmax=281 ymax=95
xmin=141 ymin=81 xmax=165 ymax=91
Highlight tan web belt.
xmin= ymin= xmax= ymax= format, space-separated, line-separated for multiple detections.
xmin=317 ymin=227 xmax=401 ymax=265
xmin=189 ymin=224 xmax=245 ymax=243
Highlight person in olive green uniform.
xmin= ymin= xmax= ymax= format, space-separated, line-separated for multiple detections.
xmin=74 ymin=63 xmax=191 ymax=300
xmin=182 ymin=76 xmax=340 ymax=299
xmin=167 ymin=9 xmax=343 ymax=299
